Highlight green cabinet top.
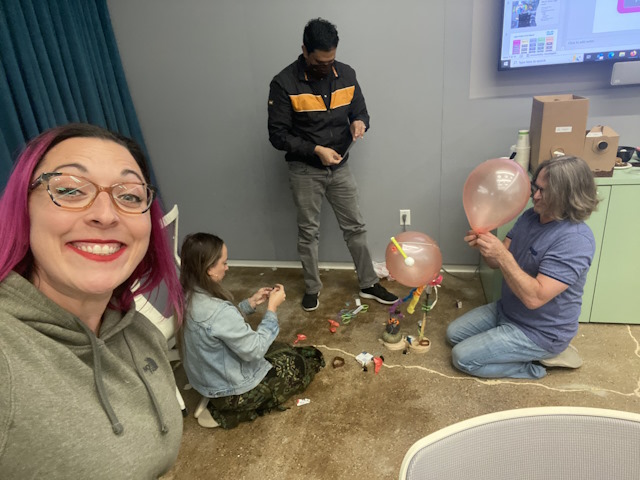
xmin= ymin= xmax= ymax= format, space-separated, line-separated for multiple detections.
xmin=595 ymin=167 xmax=640 ymax=186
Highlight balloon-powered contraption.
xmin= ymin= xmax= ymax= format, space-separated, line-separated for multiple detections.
xmin=378 ymin=158 xmax=529 ymax=352
xmin=382 ymin=231 xmax=443 ymax=353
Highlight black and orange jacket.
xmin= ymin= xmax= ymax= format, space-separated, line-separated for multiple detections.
xmin=268 ymin=54 xmax=370 ymax=170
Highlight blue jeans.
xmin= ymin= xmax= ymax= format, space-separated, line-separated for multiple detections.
xmin=287 ymin=162 xmax=378 ymax=294
xmin=446 ymin=302 xmax=554 ymax=379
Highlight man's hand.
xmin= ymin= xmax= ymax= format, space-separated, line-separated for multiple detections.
xmin=314 ymin=145 xmax=342 ymax=166
xmin=475 ymin=232 xmax=510 ymax=264
xmin=350 ymin=120 xmax=366 ymax=141
xmin=464 ymin=230 xmax=480 ymax=250
xmin=464 ymin=230 xmax=510 ymax=270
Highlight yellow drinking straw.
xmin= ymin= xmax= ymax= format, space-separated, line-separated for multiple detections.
xmin=390 ymin=237 xmax=415 ymax=266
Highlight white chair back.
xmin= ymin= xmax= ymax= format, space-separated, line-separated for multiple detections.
xmin=132 ymin=204 xmax=185 ymax=413
xmin=399 ymin=406 xmax=640 ymax=480
xmin=162 ymin=204 xmax=181 ymax=267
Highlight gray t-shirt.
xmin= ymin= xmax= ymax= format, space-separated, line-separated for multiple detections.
xmin=498 ymin=208 xmax=595 ymax=354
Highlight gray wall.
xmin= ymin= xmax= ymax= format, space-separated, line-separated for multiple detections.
xmin=106 ymin=0 xmax=640 ymax=267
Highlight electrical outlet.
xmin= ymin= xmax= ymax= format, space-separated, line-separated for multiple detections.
xmin=400 ymin=209 xmax=411 ymax=226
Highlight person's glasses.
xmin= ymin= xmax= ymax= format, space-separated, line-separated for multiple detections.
xmin=29 ymin=172 xmax=156 ymax=214
xmin=530 ymin=182 xmax=545 ymax=196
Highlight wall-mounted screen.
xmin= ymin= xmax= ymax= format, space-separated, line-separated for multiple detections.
xmin=498 ymin=0 xmax=640 ymax=71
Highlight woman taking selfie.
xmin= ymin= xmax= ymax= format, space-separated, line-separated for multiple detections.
xmin=0 ymin=123 xmax=183 ymax=478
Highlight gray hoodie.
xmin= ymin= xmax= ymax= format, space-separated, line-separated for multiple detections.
xmin=0 ymin=272 xmax=182 ymax=479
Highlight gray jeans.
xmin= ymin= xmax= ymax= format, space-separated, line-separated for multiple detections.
xmin=287 ymin=161 xmax=378 ymax=294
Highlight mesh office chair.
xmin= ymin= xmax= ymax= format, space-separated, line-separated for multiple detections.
xmin=132 ymin=205 xmax=186 ymax=415
xmin=399 ymin=406 xmax=640 ymax=480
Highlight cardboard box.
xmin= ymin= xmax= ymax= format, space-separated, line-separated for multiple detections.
xmin=582 ymin=125 xmax=619 ymax=177
xmin=529 ymin=94 xmax=589 ymax=171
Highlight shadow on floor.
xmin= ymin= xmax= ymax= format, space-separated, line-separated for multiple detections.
xmin=164 ymin=267 xmax=640 ymax=480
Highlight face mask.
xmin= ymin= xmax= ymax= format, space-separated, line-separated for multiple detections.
xmin=307 ymin=63 xmax=333 ymax=79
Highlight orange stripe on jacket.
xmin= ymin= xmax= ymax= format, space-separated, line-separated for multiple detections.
xmin=330 ymin=86 xmax=355 ymax=109
xmin=290 ymin=94 xmax=326 ymax=112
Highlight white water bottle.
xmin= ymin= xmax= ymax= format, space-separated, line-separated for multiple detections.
xmin=513 ymin=129 xmax=530 ymax=172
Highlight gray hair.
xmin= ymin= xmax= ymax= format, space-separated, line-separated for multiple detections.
xmin=532 ymin=156 xmax=599 ymax=223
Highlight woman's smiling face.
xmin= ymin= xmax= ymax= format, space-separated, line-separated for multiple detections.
xmin=28 ymin=137 xmax=152 ymax=304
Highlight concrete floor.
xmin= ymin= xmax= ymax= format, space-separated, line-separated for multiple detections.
xmin=163 ymin=267 xmax=640 ymax=480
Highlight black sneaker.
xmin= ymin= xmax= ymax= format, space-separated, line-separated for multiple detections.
xmin=301 ymin=292 xmax=319 ymax=311
xmin=359 ymin=283 xmax=398 ymax=305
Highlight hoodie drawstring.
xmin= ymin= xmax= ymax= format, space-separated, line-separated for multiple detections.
xmin=123 ymin=329 xmax=169 ymax=434
xmin=76 ymin=319 xmax=169 ymax=435
xmin=77 ymin=321 xmax=124 ymax=435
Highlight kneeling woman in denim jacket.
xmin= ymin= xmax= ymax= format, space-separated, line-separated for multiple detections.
xmin=180 ymin=233 xmax=324 ymax=429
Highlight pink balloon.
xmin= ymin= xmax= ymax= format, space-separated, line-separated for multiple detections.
xmin=385 ymin=231 xmax=443 ymax=288
xmin=463 ymin=158 xmax=530 ymax=234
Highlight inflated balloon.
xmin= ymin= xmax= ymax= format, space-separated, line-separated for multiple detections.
xmin=385 ymin=231 xmax=442 ymax=288
xmin=463 ymin=158 xmax=530 ymax=234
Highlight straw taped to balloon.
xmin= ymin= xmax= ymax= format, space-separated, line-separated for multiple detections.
xmin=385 ymin=231 xmax=442 ymax=288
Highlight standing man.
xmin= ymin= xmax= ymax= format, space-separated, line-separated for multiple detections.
xmin=447 ymin=156 xmax=599 ymax=379
xmin=268 ymin=18 xmax=397 ymax=311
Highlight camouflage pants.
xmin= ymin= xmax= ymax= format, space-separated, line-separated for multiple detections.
xmin=207 ymin=342 xmax=325 ymax=429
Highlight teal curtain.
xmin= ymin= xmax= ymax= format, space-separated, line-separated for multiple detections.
xmin=0 ymin=0 xmax=153 ymax=189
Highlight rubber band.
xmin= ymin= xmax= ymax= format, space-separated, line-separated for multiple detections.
xmin=339 ymin=309 xmax=353 ymax=324
xmin=332 ymin=356 xmax=345 ymax=368
xmin=339 ymin=304 xmax=368 ymax=324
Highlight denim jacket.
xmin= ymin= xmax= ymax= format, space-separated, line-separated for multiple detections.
xmin=183 ymin=290 xmax=279 ymax=398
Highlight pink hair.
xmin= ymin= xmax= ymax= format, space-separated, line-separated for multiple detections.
xmin=0 ymin=124 xmax=183 ymax=324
